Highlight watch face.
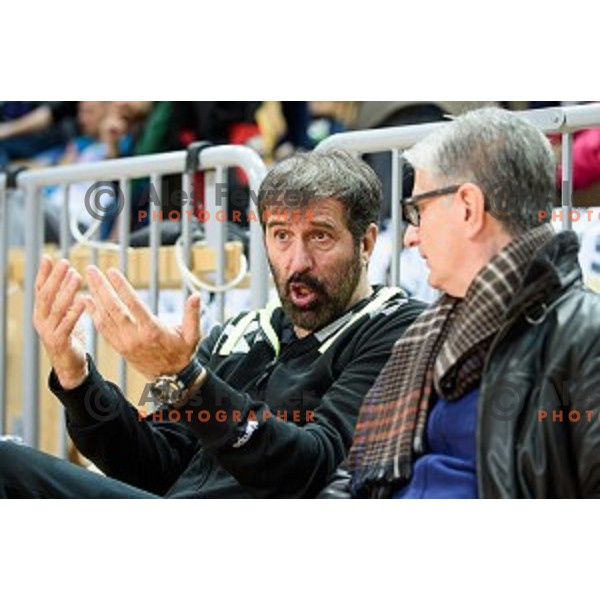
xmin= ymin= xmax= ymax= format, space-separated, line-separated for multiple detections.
xmin=151 ymin=376 xmax=183 ymax=406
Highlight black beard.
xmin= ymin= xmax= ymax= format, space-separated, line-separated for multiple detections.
xmin=272 ymin=247 xmax=362 ymax=333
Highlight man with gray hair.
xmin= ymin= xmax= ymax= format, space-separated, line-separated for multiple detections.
xmin=0 ymin=149 xmax=423 ymax=498
xmin=348 ymin=108 xmax=600 ymax=498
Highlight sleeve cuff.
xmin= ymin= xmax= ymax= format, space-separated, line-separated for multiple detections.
xmin=48 ymin=355 xmax=121 ymax=427
xmin=174 ymin=368 xmax=258 ymax=450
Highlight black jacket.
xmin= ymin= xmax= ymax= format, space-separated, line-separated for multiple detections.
xmin=51 ymin=287 xmax=424 ymax=498
xmin=478 ymin=231 xmax=600 ymax=498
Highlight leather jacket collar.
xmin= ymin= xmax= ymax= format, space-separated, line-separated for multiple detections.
xmin=506 ymin=231 xmax=581 ymax=321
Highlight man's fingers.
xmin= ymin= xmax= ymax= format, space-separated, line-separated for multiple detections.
xmin=35 ymin=255 xmax=54 ymax=293
xmin=86 ymin=265 xmax=133 ymax=324
xmin=44 ymin=258 xmax=70 ymax=292
xmin=54 ymin=296 xmax=87 ymax=341
xmin=106 ymin=268 xmax=153 ymax=325
xmin=83 ymin=295 xmax=110 ymax=336
xmin=85 ymin=267 xmax=136 ymax=352
xmin=182 ymin=293 xmax=202 ymax=348
xmin=82 ymin=292 xmax=127 ymax=352
xmin=48 ymin=269 xmax=82 ymax=330
xmin=35 ymin=258 xmax=70 ymax=320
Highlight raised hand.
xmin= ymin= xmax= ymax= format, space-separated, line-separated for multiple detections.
xmin=33 ymin=256 xmax=88 ymax=390
xmin=83 ymin=265 xmax=202 ymax=380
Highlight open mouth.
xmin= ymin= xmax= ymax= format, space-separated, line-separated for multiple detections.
xmin=289 ymin=282 xmax=319 ymax=309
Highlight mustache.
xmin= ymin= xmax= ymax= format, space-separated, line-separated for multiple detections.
xmin=286 ymin=272 xmax=326 ymax=295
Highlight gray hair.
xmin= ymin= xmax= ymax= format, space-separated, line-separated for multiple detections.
xmin=404 ymin=108 xmax=556 ymax=235
xmin=257 ymin=149 xmax=382 ymax=244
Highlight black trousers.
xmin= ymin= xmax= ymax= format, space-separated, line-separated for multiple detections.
xmin=0 ymin=441 xmax=157 ymax=499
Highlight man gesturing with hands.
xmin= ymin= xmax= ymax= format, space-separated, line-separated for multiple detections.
xmin=0 ymin=149 xmax=423 ymax=499
xmin=34 ymin=258 xmax=203 ymax=389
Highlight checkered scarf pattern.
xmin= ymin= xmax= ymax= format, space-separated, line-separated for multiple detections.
xmin=348 ymin=224 xmax=555 ymax=496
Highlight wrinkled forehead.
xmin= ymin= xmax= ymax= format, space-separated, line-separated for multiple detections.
xmin=263 ymin=196 xmax=348 ymax=229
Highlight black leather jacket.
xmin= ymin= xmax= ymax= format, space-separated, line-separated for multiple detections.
xmin=478 ymin=231 xmax=600 ymax=498
xmin=334 ymin=231 xmax=600 ymax=499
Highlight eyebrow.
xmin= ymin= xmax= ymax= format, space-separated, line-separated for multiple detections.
xmin=266 ymin=218 xmax=338 ymax=230
xmin=309 ymin=220 xmax=337 ymax=230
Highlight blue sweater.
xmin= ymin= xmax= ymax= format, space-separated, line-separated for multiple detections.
xmin=393 ymin=388 xmax=479 ymax=499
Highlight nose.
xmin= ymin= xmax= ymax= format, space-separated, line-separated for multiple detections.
xmin=403 ymin=224 xmax=420 ymax=248
xmin=289 ymin=240 xmax=313 ymax=273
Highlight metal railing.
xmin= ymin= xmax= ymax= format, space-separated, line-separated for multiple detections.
xmin=4 ymin=104 xmax=600 ymax=454
xmin=318 ymin=103 xmax=600 ymax=287
xmin=1 ymin=145 xmax=268 ymax=451
xmin=0 ymin=172 xmax=7 ymax=436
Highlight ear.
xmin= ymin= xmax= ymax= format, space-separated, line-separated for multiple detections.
xmin=361 ymin=223 xmax=378 ymax=262
xmin=458 ymin=183 xmax=487 ymax=238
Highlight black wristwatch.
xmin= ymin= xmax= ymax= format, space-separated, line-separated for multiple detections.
xmin=149 ymin=357 xmax=205 ymax=407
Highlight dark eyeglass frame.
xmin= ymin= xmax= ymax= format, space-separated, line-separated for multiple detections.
xmin=401 ymin=184 xmax=461 ymax=227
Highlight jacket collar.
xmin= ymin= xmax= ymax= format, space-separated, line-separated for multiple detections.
xmin=506 ymin=230 xmax=581 ymax=320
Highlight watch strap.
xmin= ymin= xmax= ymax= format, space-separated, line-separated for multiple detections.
xmin=176 ymin=357 xmax=205 ymax=390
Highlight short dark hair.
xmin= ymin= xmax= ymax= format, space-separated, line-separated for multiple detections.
xmin=257 ymin=149 xmax=382 ymax=244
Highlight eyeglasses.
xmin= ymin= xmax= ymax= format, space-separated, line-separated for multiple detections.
xmin=401 ymin=185 xmax=461 ymax=227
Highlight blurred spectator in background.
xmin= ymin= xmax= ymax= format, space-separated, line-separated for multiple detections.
xmin=171 ymin=101 xmax=261 ymax=149
xmin=525 ymin=101 xmax=600 ymax=192
xmin=60 ymin=101 xmax=111 ymax=166
xmin=42 ymin=102 xmax=112 ymax=242
xmin=545 ymin=101 xmax=600 ymax=294
xmin=549 ymin=101 xmax=600 ymax=192
xmin=2 ymin=102 xmax=79 ymax=247
xmin=270 ymin=101 xmax=312 ymax=159
xmin=100 ymin=101 xmax=173 ymax=159
xmin=561 ymin=127 xmax=600 ymax=191
xmin=307 ymin=102 xmax=356 ymax=148
xmin=94 ymin=101 xmax=175 ymax=236
xmin=75 ymin=101 xmax=110 ymax=150
xmin=0 ymin=102 xmax=77 ymax=168
xmin=258 ymin=102 xmax=355 ymax=161
xmin=170 ymin=101 xmax=262 ymax=227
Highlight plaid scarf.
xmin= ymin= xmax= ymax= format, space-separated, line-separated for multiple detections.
xmin=348 ymin=224 xmax=555 ymax=497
